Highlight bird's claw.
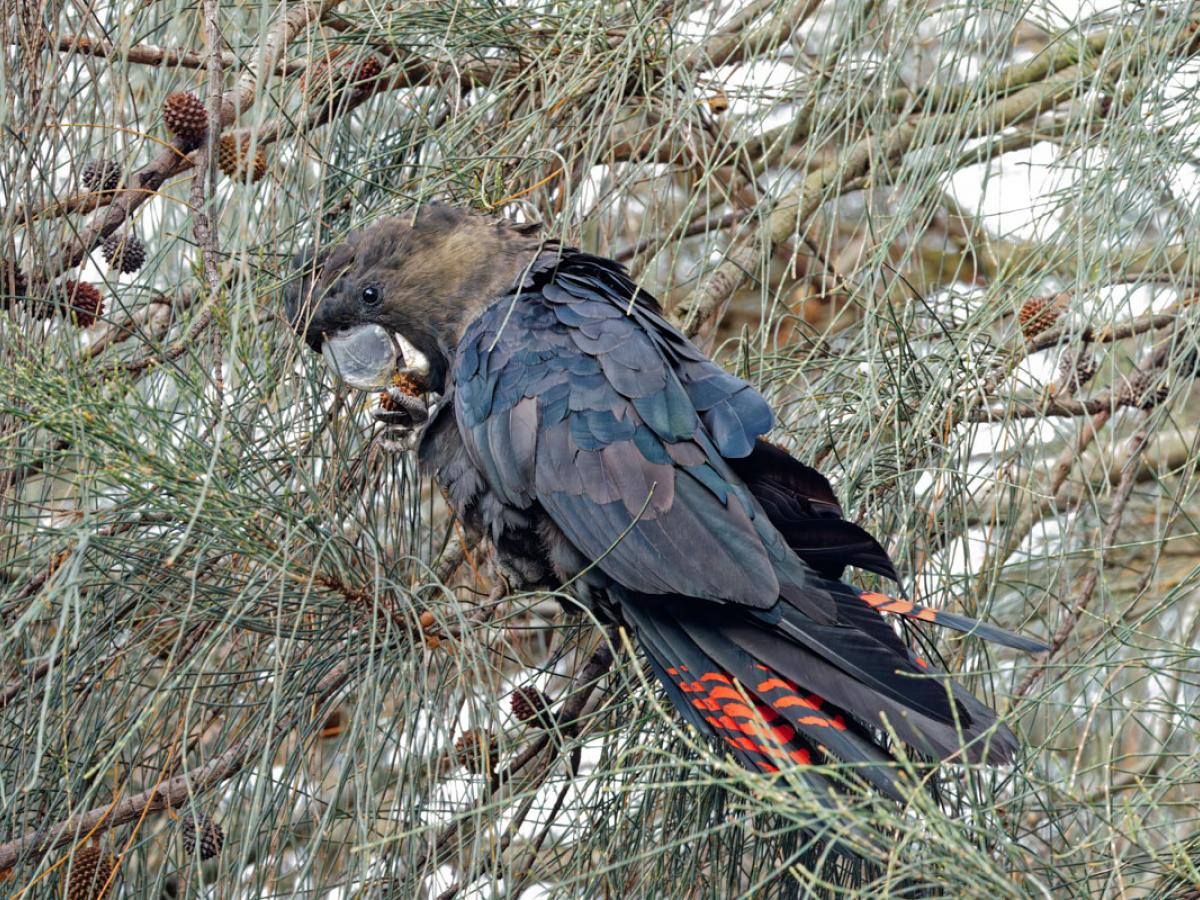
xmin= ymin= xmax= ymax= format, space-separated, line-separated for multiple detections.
xmin=374 ymin=387 xmax=433 ymax=453
xmin=378 ymin=429 xmax=422 ymax=453
xmin=373 ymin=386 xmax=430 ymax=429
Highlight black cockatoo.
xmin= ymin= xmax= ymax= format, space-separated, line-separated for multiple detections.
xmin=285 ymin=206 xmax=1045 ymax=799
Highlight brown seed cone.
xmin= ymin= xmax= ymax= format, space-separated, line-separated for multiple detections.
xmin=66 ymin=844 xmax=116 ymax=900
xmin=347 ymin=55 xmax=382 ymax=88
xmin=163 ymin=91 xmax=208 ymax=147
xmin=182 ymin=810 xmax=225 ymax=860
xmin=101 ymin=233 xmax=146 ymax=274
xmin=249 ymin=147 xmax=268 ymax=183
xmin=510 ymin=687 xmax=554 ymax=727
xmin=81 ymin=159 xmax=121 ymax=192
xmin=378 ymin=372 xmax=424 ymax=410
xmin=1 ymin=260 xmax=27 ymax=307
xmin=218 ymin=135 xmax=269 ymax=184
xmin=1018 ymin=296 xmax=1062 ymax=340
xmin=1124 ymin=369 xmax=1169 ymax=410
xmin=61 ymin=281 xmax=103 ymax=327
xmin=454 ymin=729 xmax=498 ymax=775
xmin=1057 ymin=347 xmax=1097 ymax=392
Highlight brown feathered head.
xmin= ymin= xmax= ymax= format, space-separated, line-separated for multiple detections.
xmin=284 ymin=205 xmax=542 ymax=392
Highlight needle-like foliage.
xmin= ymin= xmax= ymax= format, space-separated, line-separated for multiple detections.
xmin=2 ymin=0 xmax=1199 ymax=896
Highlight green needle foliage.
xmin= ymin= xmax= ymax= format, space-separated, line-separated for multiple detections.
xmin=2 ymin=0 xmax=1200 ymax=896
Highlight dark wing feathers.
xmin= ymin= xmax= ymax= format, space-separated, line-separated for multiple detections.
xmin=456 ymin=250 xmax=820 ymax=612
xmin=731 ymin=440 xmax=901 ymax=584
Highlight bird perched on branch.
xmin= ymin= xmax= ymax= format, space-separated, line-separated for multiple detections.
xmin=285 ymin=206 xmax=1046 ymax=801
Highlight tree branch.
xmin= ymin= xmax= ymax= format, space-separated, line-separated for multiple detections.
xmin=0 ymin=660 xmax=354 ymax=872
xmin=41 ymin=31 xmax=303 ymax=74
xmin=676 ymin=18 xmax=1200 ymax=337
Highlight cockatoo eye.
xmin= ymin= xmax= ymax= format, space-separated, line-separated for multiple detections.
xmin=362 ymin=285 xmax=381 ymax=306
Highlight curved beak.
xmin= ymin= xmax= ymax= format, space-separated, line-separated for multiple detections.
xmin=321 ymin=324 xmax=400 ymax=391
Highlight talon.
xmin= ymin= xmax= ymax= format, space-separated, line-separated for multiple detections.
xmin=374 ymin=408 xmax=417 ymax=427
xmin=378 ymin=429 xmax=419 ymax=453
xmin=376 ymin=387 xmax=430 ymax=426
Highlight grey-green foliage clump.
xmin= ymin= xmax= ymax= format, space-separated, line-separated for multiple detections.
xmin=1 ymin=0 xmax=1199 ymax=897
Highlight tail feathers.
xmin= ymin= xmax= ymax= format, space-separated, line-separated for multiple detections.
xmin=769 ymin=612 xmax=966 ymax=726
xmin=629 ymin=594 xmax=1019 ymax=771
xmin=632 ymin=607 xmax=825 ymax=778
xmin=627 ymin=600 xmax=916 ymax=801
xmin=726 ymin=614 xmax=1017 ymax=765
xmin=855 ymin=590 xmax=1049 ymax=654
xmin=668 ymin=617 xmax=914 ymax=801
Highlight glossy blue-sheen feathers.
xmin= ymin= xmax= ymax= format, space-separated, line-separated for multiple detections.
xmin=453 ymin=250 xmax=819 ymax=612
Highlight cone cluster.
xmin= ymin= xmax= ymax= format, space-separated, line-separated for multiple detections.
xmin=1124 ymin=369 xmax=1169 ymax=410
xmin=348 ymin=56 xmax=382 ymax=88
xmin=1018 ymin=297 xmax=1061 ymax=340
xmin=1 ymin=260 xmax=27 ymax=306
xmin=510 ymin=686 xmax=554 ymax=727
xmin=454 ymin=729 xmax=498 ymax=774
xmin=303 ymin=52 xmax=381 ymax=104
xmin=218 ymin=134 xmax=268 ymax=183
xmin=102 ymin=233 xmax=146 ymax=274
xmin=61 ymin=281 xmax=103 ymax=327
xmin=1057 ymin=348 xmax=1096 ymax=392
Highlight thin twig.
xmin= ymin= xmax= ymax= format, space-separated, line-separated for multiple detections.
xmin=1013 ymin=420 xmax=1152 ymax=701
xmin=40 ymin=31 xmax=303 ymax=74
